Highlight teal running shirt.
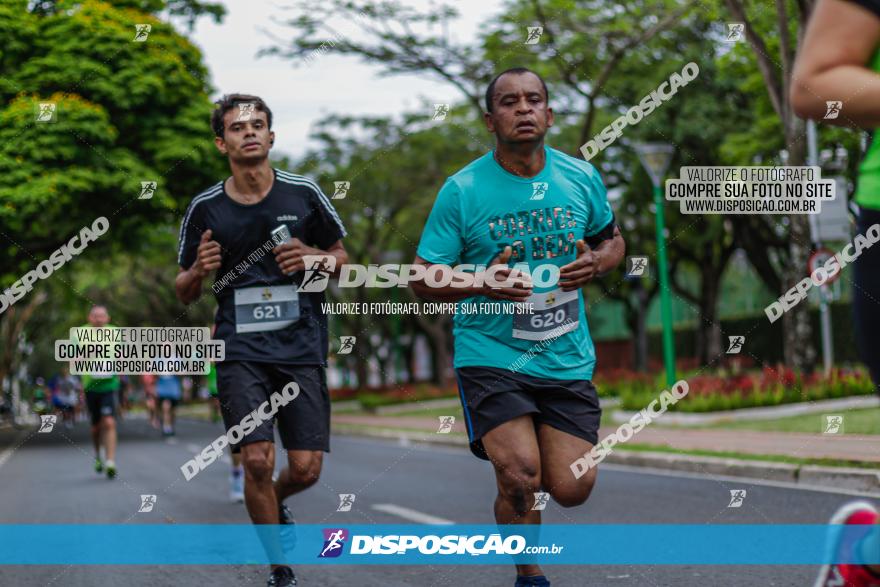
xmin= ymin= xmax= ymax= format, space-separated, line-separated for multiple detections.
xmin=416 ymin=146 xmax=614 ymax=380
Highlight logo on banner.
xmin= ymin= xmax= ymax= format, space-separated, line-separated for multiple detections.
xmin=318 ymin=528 xmax=348 ymax=558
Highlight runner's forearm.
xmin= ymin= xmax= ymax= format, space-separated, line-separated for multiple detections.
xmin=591 ymin=231 xmax=625 ymax=277
xmin=175 ymin=266 xmax=206 ymax=305
xmin=791 ymin=67 xmax=880 ymax=127
xmin=410 ymin=264 xmax=485 ymax=302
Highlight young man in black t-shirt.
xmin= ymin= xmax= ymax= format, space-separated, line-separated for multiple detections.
xmin=176 ymin=94 xmax=348 ymax=587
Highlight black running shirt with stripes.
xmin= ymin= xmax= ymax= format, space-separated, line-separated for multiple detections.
xmin=177 ymin=169 xmax=347 ymax=365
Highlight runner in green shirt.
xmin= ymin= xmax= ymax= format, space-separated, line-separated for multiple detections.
xmin=75 ymin=305 xmax=120 ymax=479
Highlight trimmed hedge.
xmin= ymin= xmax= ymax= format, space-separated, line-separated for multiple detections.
xmin=616 ymin=367 xmax=875 ymax=413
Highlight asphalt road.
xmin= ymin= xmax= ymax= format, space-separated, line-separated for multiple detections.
xmin=0 ymin=415 xmax=867 ymax=586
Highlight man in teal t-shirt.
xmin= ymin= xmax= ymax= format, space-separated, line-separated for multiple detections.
xmin=411 ymin=67 xmax=624 ymax=587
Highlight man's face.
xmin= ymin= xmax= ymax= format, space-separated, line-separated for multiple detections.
xmin=88 ymin=307 xmax=109 ymax=327
xmin=485 ymin=72 xmax=553 ymax=144
xmin=215 ymin=106 xmax=274 ymax=163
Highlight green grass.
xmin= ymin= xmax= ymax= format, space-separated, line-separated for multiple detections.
xmin=693 ymin=407 xmax=880 ymax=435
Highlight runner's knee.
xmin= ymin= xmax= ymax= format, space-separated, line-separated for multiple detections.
xmin=242 ymin=453 xmax=274 ymax=483
xmin=549 ymin=478 xmax=595 ymax=508
xmin=496 ymin=460 xmax=541 ymax=513
xmin=288 ymin=452 xmax=322 ymax=487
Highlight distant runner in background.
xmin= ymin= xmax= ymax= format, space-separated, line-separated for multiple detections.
xmin=51 ymin=366 xmax=80 ymax=429
xmin=78 ymin=305 xmax=120 ymax=479
xmin=156 ymin=372 xmax=181 ymax=437
xmin=31 ymin=377 xmax=49 ymax=417
xmin=142 ymin=373 xmax=159 ymax=429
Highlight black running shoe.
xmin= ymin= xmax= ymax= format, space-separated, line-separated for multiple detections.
xmin=267 ymin=566 xmax=297 ymax=586
xmin=278 ymin=503 xmax=297 ymax=555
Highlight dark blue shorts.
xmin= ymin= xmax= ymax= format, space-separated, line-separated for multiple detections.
xmin=455 ymin=366 xmax=602 ymax=461
xmin=216 ymin=362 xmax=330 ymax=452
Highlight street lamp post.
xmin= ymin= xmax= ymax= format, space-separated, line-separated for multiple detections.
xmin=635 ymin=143 xmax=676 ymax=387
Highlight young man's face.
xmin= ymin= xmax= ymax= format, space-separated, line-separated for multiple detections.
xmin=485 ymin=72 xmax=553 ymax=145
xmin=215 ymin=107 xmax=274 ymax=163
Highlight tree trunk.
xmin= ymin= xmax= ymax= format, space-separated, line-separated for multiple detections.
xmin=783 ymin=123 xmax=817 ymax=372
xmin=0 ymin=292 xmax=47 ymax=394
xmin=697 ymin=272 xmax=724 ymax=364
xmin=413 ymin=312 xmax=452 ymax=386
xmin=631 ymin=282 xmax=648 ymax=372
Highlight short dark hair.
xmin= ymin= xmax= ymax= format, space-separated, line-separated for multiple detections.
xmin=211 ymin=93 xmax=273 ymax=138
xmin=484 ymin=67 xmax=549 ymax=113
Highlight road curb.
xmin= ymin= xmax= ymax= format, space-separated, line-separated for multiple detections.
xmin=334 ymin=425 xmax=880 ymax=495
xmin=798 ymin=464 xmax=880 ymax=494
xmin=612 ymin=395 xmax=880 ymax=426
xmin=602 ymin=450 xmax=801 ymax=483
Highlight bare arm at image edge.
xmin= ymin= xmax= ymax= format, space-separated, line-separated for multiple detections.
xmin=790 ymin=0 xmax=880 ymax=127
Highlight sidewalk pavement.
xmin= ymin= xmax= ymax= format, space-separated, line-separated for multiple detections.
xmin=332 ymin=413 xmax=880 ymax=463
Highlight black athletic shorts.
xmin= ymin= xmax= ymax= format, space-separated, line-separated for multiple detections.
xmin=456 ymin=366 xmax=602 ymax=461
xmin=216 ymin=362 xmax=330 ymax=452
xmin=85 ymin=392 xmax=116 ymax=425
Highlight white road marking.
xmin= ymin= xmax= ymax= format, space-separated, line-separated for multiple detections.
xmin=164 ymin=437 xmax=178 ymax=445
xmin=371 ymin=503 xmax=454 ymax=525
xmin=186 ymin=443 xmax=202 ymax=453
xmin=0 ymin=431 xmax=26 ymax=471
